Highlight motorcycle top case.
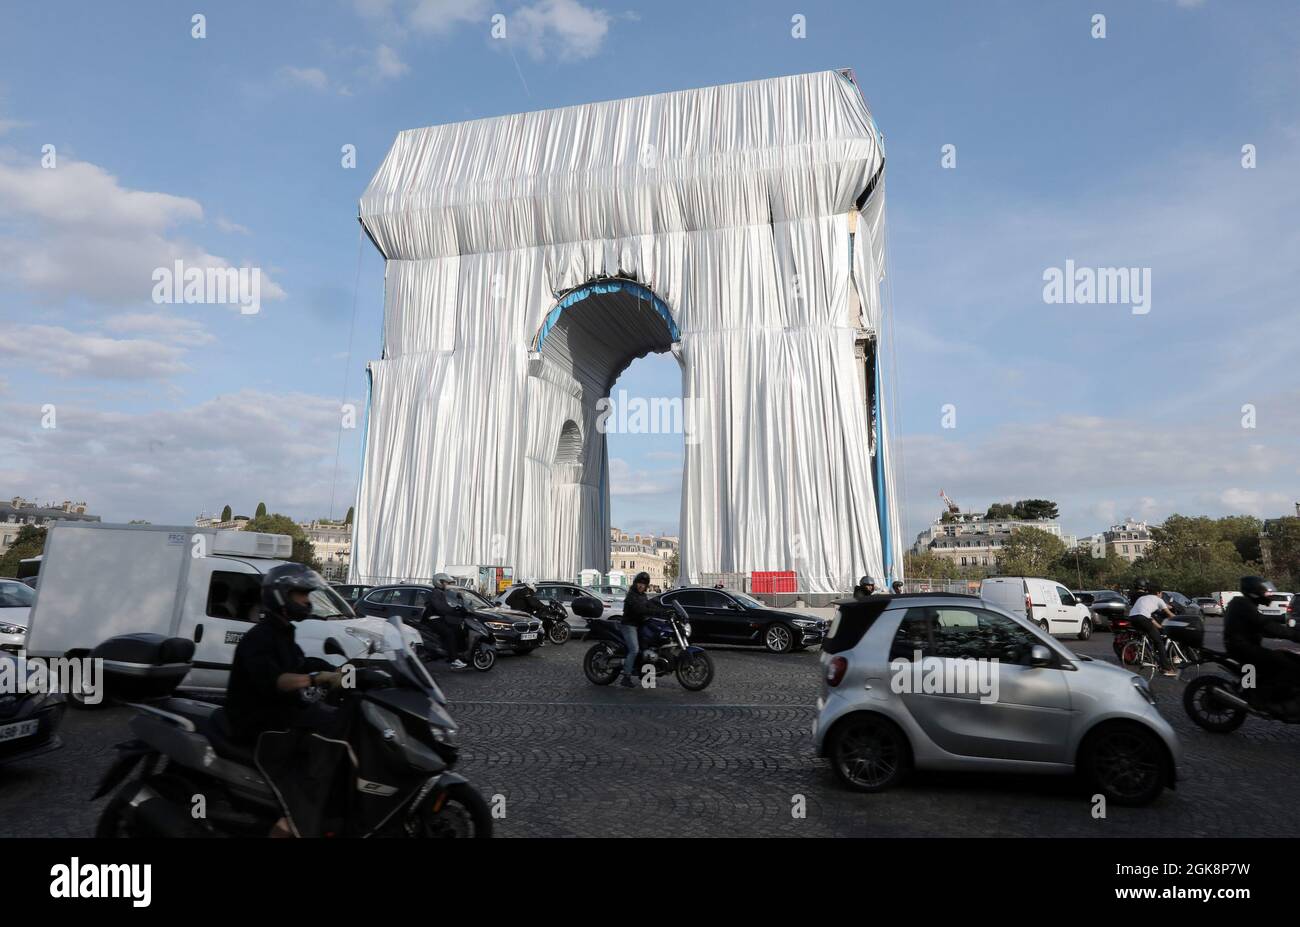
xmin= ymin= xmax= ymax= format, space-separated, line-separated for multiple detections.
xmin=91 ymin=632 xmax=196 ymax=700
xmin=571 ymin=596 xmax=604 ymax=619
xmin=1164 ymin=615 xmax=1204 ymax=648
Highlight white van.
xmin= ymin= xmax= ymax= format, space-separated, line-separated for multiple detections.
xmin=979 ymin=576 xmax=1093 ymax=640
xmin=24 ymin=522 xmax=419 ymax=698
xmin=1215 ymin=591 xmax=1242 ymax=611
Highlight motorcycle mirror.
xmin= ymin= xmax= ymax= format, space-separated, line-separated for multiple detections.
xmin=323 ymin=637 xmax=346 ymax=657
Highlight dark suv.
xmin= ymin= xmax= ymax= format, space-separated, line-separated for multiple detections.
xmin=1072 ymin=589 xmax=1128 ymax=630
xmin=655 ymin=587 xmax=827 ymax=653
xmin=354 ymin=584 xmax=544 ymax=655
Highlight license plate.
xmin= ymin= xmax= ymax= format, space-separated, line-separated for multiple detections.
xmin=520 ymin=632 xmax=538 ymax=640
xmin=0 ymin=719 xmax=39 ymax=742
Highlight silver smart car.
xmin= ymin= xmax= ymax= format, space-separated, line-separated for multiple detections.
xmin=813 ymin=593 xmax=1182 ymax=806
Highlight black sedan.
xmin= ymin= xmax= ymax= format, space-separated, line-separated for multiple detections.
xmin=654 ymin=587 xmax=827 ymax=653
xmin=353 ymin=583 xmax=544 ymax=655
xmin=1073 ymin=589 xmax=1128 ymax=630
xmin=331 ymin=583 xmax=372 ymax=606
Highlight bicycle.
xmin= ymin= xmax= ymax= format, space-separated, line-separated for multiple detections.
xmin=1119 ymin=631 xmax=1201 ymax=681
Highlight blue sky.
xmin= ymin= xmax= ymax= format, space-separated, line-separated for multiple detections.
xmin=1 ymin=0 xmax=1296 ymax=545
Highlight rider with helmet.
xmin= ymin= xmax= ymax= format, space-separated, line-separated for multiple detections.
xmin=852 ymin=576 xmax=878 ymax=600
xmin=225 ymin=562 xmax=344 ymax=741
xmin=1127 ymin=578 xmax=1176 ymax=676
xmin=420 ymin=572 xmax=466 ymax=669
xmin=1224 ymin=576 xmax=1300 ymax=706
xmin=620 ymin=571 xmax=668 ymax=688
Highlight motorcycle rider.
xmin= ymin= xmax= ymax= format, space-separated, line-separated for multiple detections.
xmin=620 ymin=571 xmax=665 ymax=688
xmin=421 ymin=573 xmax=466 ymax=669
xmin=852 ymin=575 xmax=878 ymax=600
xmin=891 ymin=580 xmax=904 ymax=595
xmin=1127 ymin=578 xmax=1176 ymax=676
xmin=1224 ymin=576 xmax=1300 ymax=709
xmin=225 ymin=562 xmax=345 ymax=836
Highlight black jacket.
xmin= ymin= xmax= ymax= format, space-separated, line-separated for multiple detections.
xmin=422 ymin=586 xmax=463 ymax=627
xmin=1224 ymin=595 xmax=1300 ymax=664
xmin=226 ymin=616 xmax=307 ymax=739
xmin=621 ymin=588 xmax=665 ymax=627
xmin=852 ymin=585 xmax=877 ymax=601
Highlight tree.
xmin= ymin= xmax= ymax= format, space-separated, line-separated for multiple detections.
xmin=985 ymin=503 xmax=1015 ymax=520
xmin=1011 ymin=499 xmax=1059 ymax=521
xmin=243 ymin=513 xmax=320 ymax=570
xmin=344 ymin=506 xmax=354 ymax=526
xmin=1263 ymin=517 xmax=1300 ymax=591
xmin=0 ymin=525 xmax=46 ymax=577
xmin=997 ymin=526 xmax=1066 ymax=577
xmin=1051 ymin=548 xmax=1128 ymax=590
xmin=1134 ymin=514 xmax=1255 ymax=597
xmin=221 ymin=504 xmax=233 ymax=522
xmin=664 ymin=549 xmax=679 ymax=583
xmin=255 ymin=502 xmax=267 ymax=519
xmin=904 ymin=551 xmax=960 ymax=581
xmin=1216 ymin=514 xmax=1263 ymax=564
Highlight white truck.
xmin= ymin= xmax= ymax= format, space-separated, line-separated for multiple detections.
xmin=24 ymin=522 xmax=418 ymax=699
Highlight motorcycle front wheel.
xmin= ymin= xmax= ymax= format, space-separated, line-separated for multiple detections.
xmin=414 ymin=783 xmax=493 ymax=838
xmin=583 ymin=642 xmax=622 ymax=685
xmin=548 ymin=620 xmax=572 ymax=645
xmin=471 ymin=645 xmax=497 ymax=672
xmin=675 ymin=649 xmax=715 ymax=691
xmin=1183 ymin=675 xmax=1248 ymax=733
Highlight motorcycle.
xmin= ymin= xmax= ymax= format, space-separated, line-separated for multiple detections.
xmin=414 ymin=609 xmax=498 ymax=671
xmin=537 ymin=601 xmax=572 ymax=645
xmin=582 ymin=599 xmax=714 ymax=691
xmin=1183 ymin=649 xmax=1300 ymax=733
xmin=91 ymin=618 xmax=492 ymax=837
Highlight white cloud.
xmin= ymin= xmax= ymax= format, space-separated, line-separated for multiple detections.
xmin=510 ymin=0 xmax=611 ymax=60
xmin=280 ymin=66 xmax=330 ymax=91
xmin=0 ymin=390 xmax=360 ymax=523
xmin=367 ymin=44 xmax=410 ymax=81
xmin=103 ymin=312 xmax=214 ymax=347
xmin=215 ymin=216 xmax=251 ymax=235
xmin=408 ymin=0 xmax=491 ymax=35
xmin=607 ymin=456 xmax=681 ymax=496
xmin=0 ymin=324 xmax=191 ymax=380
xmin=0 ymin=156 xmax=285 ymax=307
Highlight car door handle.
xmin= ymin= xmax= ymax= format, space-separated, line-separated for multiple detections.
xmin=194 ymin=623 xmax=204 ymax=643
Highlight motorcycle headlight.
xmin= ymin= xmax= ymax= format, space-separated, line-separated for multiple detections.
xmin=683 ymin=622 xmax=692 ymax=637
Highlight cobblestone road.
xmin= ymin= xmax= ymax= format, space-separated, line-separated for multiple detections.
xmin=3 ymin=620 xmax=1297 ymax=837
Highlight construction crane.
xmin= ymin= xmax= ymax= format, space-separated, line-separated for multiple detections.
xmin=938 ymin=489 xmax=960 ymax=514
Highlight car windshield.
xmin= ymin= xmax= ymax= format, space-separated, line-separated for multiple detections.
xmin=451 ymin=588 xmax=491 ymax=610
xmin=730 ymin=592 xmax=763 ymax=608
xmin=0 ymin=581 xmax=35 ymax=608
xmin=308 ymin=585 xmax=355 ymax=620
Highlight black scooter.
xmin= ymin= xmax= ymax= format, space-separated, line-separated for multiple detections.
xmin=582 ymin=600 xmax=714 ymax=691
xmin=91 ymin=620 xmax=492 ymax=837
xmin=1184 ymin=649 xmax=1300 ymax=733
xmin=414 ymin=609 xmax=498 ymax=671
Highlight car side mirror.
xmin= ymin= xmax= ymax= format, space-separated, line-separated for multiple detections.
xmin=1029 ymin=644 xmax=1052 ymax=667
xmin=323 ymin=637 xmax=346 ymax=657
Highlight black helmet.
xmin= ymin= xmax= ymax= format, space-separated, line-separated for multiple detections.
xmin=859 ymin=575 xmax=876 ymax=588
xmin=1241 ymin=576 xmax=1276 ymax=603
xmin=1132 ymin=577 xmax=1153 ymax=594
xmin=261 ymin=562 xmax=330 ymax=622
xmin=633 ymin=571 xmax=651 ymax=586
xmin=891 ymin=580 xmax=904 ymax=593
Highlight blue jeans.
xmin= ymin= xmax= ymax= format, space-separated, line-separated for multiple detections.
xmin=620 ymin=624 xmax=640 ymax=677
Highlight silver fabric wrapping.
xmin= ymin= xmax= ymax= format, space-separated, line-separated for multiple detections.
xmin=351 ymin=70 xmax=897 ymax=594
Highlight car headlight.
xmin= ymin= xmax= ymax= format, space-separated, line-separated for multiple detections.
xmin=485 ymin=621 xmax=511 ymax=631
xmin=0 ymin=624 xmax=26 ymax=636
xmin=792 ymin=619 xmax=819 ymax=629
xmin=1131 ymin=675 xmax=1156 ymax=705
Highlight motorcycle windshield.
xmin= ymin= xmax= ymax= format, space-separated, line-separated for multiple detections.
xmin=379 ymin=615 xmax=448 ymax=706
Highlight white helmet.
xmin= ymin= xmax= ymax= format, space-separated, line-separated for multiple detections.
xmin=433 ymin=572 xmax=454 ymax=586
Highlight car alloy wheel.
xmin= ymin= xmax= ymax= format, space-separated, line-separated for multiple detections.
xmin=1085 ymin=724 xmax=1166 ymax=806
xmin=764 ymin=624 xmax=793 ymax=653
xmin=830 ymin=716 xmax=908 ymax=792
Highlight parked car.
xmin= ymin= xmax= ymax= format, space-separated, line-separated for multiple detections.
xmin=331 ymin=583 xmax=372 ymax=606
xmin=355 ymin=583 xmax=544 ymax=655
xmin=1259 ymin=591 xmax=1296 ymax=620
xmin=1072 ymin=589 xmax=1127 ymax=630
xmin=1161 ymin=590 xmax=1203 ymax=619
xmin=654 ymin=586 xmax=827 ymax=653
xmin=0 ymin=579 xmax=34 ymax=655
xmin=1194 ymin=596 xmax=1223 ymax=617
xmin=979 ymin=577 xmax=1092 ymax=639
xmin=0 ymin=653 xmax=66 ymax=768
xmin=813 ymin=594 xmax=1180 ymax=805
